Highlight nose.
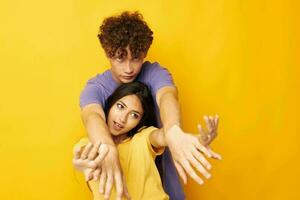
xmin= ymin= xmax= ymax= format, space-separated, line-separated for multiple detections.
xmin=124 ymin=62 xmax=134 ymax=74
xmin=119 ymin=112 xmax=127 ymax=124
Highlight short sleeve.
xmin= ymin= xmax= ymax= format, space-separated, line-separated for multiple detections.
xmin=133 ymin=127 xmax=165 ymax=159
xmin=145 ymin=129 xmax=165 ymax=158
xmin=79 ymin=80 xmax=106 ymax=108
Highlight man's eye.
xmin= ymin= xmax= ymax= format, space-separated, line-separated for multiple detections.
xmin=132 ymin=58 xmax=140 ymax=62
xmin=116 ymin=58 xmax=123 ymax=62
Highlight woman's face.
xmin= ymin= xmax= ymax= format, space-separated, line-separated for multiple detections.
xmin=107 ymin=94 xmax=144 ymax=136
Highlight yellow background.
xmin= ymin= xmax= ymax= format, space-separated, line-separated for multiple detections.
xmin=0 ymin=0 xmax=299 ymax=199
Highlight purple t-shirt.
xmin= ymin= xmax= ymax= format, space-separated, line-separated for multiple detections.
xmin=80 ymin=61 xmax=174 ymax=127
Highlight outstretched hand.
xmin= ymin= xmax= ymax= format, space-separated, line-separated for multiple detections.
xmin=72 ymin=142 xmax=131 ymax=200
xmin=165 ymin=114 xmax=222 ymax=185
xmin=97 ymin=144 xmax=130 ymax=200
xmin=198 ymin=115 xmax=222 ymax=160
xmin=73 ymin=141 xmax=107 ymax=181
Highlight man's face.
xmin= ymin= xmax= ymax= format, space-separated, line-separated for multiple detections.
xmin=108 ymin=47 xmax=145 ymax=84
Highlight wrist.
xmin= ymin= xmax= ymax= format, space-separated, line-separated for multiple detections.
xmin=92 ymin=136 xmax=115 ymax=146
xmin=103 ymin=143 xmax=119 ymax=155
xmin=164 ymin=123 xmax=181 ymax=135
xmin=164 ymin=124 xmax=182 ymax=143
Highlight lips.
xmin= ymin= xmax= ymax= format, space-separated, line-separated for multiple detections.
xmin=113 ymin=121 xmax=124 ymax=131
xmin=122 ymin=75 xmax=135 ymax=80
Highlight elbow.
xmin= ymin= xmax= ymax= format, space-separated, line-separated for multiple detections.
xmin=157 ymin=87 xmax=179 ymax=107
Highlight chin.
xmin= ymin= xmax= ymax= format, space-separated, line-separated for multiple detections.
xmin=121 ymin=79 xmax=134 ymax=83
xmin=110 ymin=131 xmax=119 ymax=136
xmin=120 ymin=76 xmax=137 ymax=83
xmin=108 ymin=128 xmax=116 ymax=135
xmin=110 ymin=129 xmax=124 ymax=136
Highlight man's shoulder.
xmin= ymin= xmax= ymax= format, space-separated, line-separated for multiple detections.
xmin=80 ymin=69 xmax=116 ymax=108
xmin=137 ymin=61 xmax=173 ymax=88
xmin=141 ymin=61 xmax=163 ymax=71
xmin=138 ymin=61 xmax=168 ymax=79
xmin=86 ymin=69 xmax=112 ymax=85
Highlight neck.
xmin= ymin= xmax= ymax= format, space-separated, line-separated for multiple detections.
xmin=113 ymin=134 xmax=128 ymax=145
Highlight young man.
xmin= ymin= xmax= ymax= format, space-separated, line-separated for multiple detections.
xmin=79 ymin=11 xmax=221 ymax=200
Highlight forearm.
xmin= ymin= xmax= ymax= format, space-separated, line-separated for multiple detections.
xmin=81 ymin=104 xmax=115 ymax=146
xmin=157 ymin=87 xmax=182 ymax=134
xmin=83 ymin=113 xmax=114 ymax=146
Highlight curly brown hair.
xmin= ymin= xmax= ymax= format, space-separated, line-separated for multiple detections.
xmin=98 ymin=11 xmax=153 ymax=59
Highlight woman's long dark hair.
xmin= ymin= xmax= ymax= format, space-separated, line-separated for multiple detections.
xmin=104 ymin=81 xmax=157 ymax=137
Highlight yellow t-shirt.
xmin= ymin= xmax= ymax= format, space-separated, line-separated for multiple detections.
xmin=75 ymin=126 xmax=169 ymax=200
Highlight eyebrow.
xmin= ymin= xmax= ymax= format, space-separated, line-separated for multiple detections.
xmin=118 ymin=100 xmax=142 ymax=115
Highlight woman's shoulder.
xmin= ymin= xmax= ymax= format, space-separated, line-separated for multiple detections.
xmin=130 ymin=126 xmax=164 ymax=157
xmin=128 ymin=126 xmax=157 ymax=144
xmin=132 ymin=126 xmax=158 ymax=139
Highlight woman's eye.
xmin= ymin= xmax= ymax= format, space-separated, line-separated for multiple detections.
xmin=130 ymin=113 xmax=139 ymax=119
xmin=116 ymin=103 xmax=124 ymax=109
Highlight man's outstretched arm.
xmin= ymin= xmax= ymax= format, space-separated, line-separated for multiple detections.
xmin=156 ymin=86 xmax=221 ymax=185
xmin=81 ymin=104 xmax=113 ymax=145
xmin=81 ymin=103 xmax=130 ymax=200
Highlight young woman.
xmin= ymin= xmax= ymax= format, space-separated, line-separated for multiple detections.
xmin=73 ymin=82 xmax=219 ymax=200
